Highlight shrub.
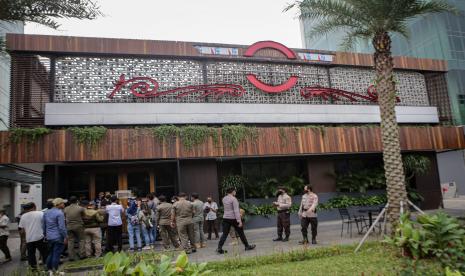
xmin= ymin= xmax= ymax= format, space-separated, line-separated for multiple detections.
xmin=102 ymin=251 xmax=212 ymax=276
xmin=385 ymin=212 xmax=465 ymax=273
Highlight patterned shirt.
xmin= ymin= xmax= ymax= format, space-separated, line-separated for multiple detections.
xmin=298 ymin=192 xmax=318 ymax=218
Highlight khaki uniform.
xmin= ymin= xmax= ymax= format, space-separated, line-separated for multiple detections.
xmin=156 ymin=202 xmax=179 ymax=249
xmin=298 ymin=192 xmax=319 ymax=242
xmin=64 ymin=204 xmax=85 ymax=260
xmin=172 ymin=199 xmax=195 ymax=252
xmin=276 ymin=193 xmax=292 ymax=238
xmin=192 ymin=199 xmax=205 ymax=246
xmin=82 ymin=209 xmax=104 ymax=257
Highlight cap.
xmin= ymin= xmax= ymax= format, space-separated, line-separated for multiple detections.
xmin=80 ymin=200 xmax=90 ymax=206
xmin=52 ymin=198 xmax=66 ymax=206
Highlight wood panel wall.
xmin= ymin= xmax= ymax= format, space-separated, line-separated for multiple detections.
xmin=0 ymin=126 xmax=463 ymax=164
xmin=6 ymin=34 xmax=447 ymax=72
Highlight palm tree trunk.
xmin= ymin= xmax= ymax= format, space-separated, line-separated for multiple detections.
xmin=372 ymin=31 xmax=408 ymax=233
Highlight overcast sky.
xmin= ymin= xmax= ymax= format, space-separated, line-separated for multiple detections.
xmin=25 ymin=0 xmax=303 ymax=48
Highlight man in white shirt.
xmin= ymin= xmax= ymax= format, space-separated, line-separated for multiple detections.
xmin=105 ymin=195 xmax=124 ymax=252
xmin=203 ymin=197 xmax=219 ymax=240
xmin=0 ymin=209 xmax=11 ymax=263
xmin=18 ymin=202 xmax=48 ymax=269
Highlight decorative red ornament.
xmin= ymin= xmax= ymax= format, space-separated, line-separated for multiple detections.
xmin=244 ymin=41 xmax=297 ymax=59
xmin=107 ymin=74 xmax=246 ymax=99
xmin=300 ymin=85 xmax=400 ymax=103
xmin=244 ymin=41 xmax=299 ymax=93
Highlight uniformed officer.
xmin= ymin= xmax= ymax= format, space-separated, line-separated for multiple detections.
xmin=171 ymin=193 xmax=196 ymax=254
xmin=156 ymin=195 xmax=180 ymax=249
xmin=298 ymin=185 xmax=319 ymax=245
xmin=273 ymin=186 xmax=292 ymax=242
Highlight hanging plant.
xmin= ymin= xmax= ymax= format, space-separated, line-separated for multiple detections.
xmin=151 ymin=125 xmax=219 ymax=149
xmin=151 ymin=125 xmax=180 ymax=143
xmin=8 ymin=127 xmax=51 ymax=144
xmin=179 ymin=125 xmax=219 ymax=149
xmin=221 ymin=125 xmax=258 ymax=150
xmin=69 ymin=126 xmax=107 ymax=148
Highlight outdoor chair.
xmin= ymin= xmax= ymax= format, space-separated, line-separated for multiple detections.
xmin=338 ymin=208 xmax=368 ymax=238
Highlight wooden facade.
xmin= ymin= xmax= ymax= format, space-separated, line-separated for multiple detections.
xmin=6 ymin=34 xmax=447 ymax=72
xmin=0 ymin=126 xmax=463 ymax=164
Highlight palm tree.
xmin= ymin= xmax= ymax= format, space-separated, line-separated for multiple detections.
xmin=286 ymin=0 xmax=454 ymax=230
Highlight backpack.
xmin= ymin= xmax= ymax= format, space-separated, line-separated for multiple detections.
xmin=128 ymin=212 xmax=140 ymax=225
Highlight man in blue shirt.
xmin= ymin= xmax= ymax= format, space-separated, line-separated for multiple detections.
xmin=43 ymin=198 xmax=68 ymax=272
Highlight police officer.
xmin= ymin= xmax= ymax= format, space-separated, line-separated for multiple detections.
xmin=156 ymin=195 xmax=180 ymax=249
xmin=298 ymin=185 xmax=319 ymax=245
xmin=273 ymin=186 xmax=292 ymax=242
xmin=171 ymin=193 xmax=196 ymax=254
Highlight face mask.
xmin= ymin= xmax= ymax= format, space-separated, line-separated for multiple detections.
xmin=276 ymin=191 xmax=283 ymax=197
xmin=207 ymin=200 xmax=212 ymax=203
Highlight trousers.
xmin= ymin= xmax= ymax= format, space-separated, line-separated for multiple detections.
xmin=301 ymin=217 xmax=318 ymax=240
xmin=106 ymin=225 xmax=122 ymax=252
xmin=159 ymin=225 xmax=179 ymax=249
xmin=177 ymin=223 xmax=196 ymax=252
xmin=193 ymin=220 xmax=205 ymax=244
xmin=277 ymin=211 xmax=291 ymax=237
xmin=67 ymin=226 xmax=85 ymax=260
xmin=218 ymin=219 xmax=249 ymax=249
xmin=84 ymin=227 xmax=102 ymax=257
xmin=26 ymin=239 xmax=48 ymax=268
xmin=206 ymin=219 xmax=218 ymax=239
xmin=0 ymin=235 xmax=11 ymax=259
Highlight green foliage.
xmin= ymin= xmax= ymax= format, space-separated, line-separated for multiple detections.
xmin=335 ymin=167 xmax=386 ymax=193
xmin=69 ymin=126 xmax=107 ymax=148
xmin=102 ymin=251 xmax=211 ymax=276
xmin=1 ymin=0 xmax=102 ymax=30
xmin=151 ymin=125 xmax=219 ymax=150
xmin=386 ymin=212 xmax=465 ymax=273
xmin=221 ymin=125 xmax=258 ymax=150
xmin=318 ymin=195 xmax=387 ymax=211
xmin=244 ymin=176 xmax=306 ymax=198
xmin=8 ymin=127 xmax=51 ymax=144
xmin=220 ymin=175 xmax=247 ymax=197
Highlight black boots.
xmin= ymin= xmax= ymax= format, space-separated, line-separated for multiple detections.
xmin=273 ymin=236 xmax=283 ymax=241
xmin=282 ymin=236 xmax=289 ymax=242
xmin=312 ymin=238 xmax=317 ymax=244
xmin=216 ymin=248 xmax=227 ymax=254
xmin=298 ymin=235 xmax=309 ymax=245
xmin=245 ymin=244 xmax=256 ymax=251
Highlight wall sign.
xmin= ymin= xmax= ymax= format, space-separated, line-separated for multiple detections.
xmin=107 ymin=40 xmax=400 ymax=103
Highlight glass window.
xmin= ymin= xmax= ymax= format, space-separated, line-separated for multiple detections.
xmin=95 ymin=173 xmax=118 ymax=195
xmin=127 ymin=172 xmax=150 ymax=198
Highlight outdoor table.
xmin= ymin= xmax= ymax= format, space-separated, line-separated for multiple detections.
xmin=358 ymin=208 xmax=380 ymax=228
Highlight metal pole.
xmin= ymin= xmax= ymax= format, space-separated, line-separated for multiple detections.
xmin=354 ymin=203 xmax=388 ymax=253
xmin=407 ymin=199 xmax=425 ymax=214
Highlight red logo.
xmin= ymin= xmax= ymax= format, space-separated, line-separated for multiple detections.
xmin=244 ymin=41 xmax=299 ymax=93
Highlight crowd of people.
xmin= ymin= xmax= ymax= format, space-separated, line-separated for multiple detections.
xmin=0 ymin=184 xmax=319 ymax=273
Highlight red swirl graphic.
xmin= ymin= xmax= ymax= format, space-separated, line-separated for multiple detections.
xmin=300 ymin=85 xmax=400 ymax=103
xmin=108 ymin=74 xmax=246 ymax=99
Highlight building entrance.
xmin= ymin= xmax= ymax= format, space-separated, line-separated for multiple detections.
xmin=56 ymin=162 xmax=178 ymax=202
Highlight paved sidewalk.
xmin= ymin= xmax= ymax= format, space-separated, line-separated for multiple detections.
xmin=1 ymin=200 xmax=464 ymax=275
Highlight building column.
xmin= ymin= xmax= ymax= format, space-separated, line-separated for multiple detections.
xmin=306 ymin=159 xmax=336 ymax=193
